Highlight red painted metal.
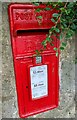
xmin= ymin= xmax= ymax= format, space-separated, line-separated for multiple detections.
xmin=8 ymin=3 xmax=59 ymax=118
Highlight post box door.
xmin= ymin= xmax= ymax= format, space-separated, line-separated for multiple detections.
xmin=14 ymin=54 xmax=59 ymax=118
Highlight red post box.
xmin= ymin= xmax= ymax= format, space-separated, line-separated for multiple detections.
xmin=8 ymin=3 xmax=59 ymax=118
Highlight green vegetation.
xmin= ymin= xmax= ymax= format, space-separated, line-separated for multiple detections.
xmin=32 ymin=1 xmax=77 ymax=56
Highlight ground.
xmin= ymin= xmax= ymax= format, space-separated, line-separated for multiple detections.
xmin=1 ymin=2 xmax=76 ymax=119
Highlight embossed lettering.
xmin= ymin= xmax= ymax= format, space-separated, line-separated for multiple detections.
xmin=15 ymin=12 xmax=33 ymax=20
xmin=15 ymin=11 xmax=51 ymax=21
xmin=16 ymin=12 xmax=20 ymax=20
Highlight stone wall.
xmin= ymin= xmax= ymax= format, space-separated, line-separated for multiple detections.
xmin=0 ymin=1 xmax=2 ymax=120
xmin=2 ymin=2 xmax=75 ymax=119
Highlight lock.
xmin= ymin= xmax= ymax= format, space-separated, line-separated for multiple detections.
xmin=36 ymin=56 xmax=42 ymax=64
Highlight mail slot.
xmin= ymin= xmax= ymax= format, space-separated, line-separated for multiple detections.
xmin=8 ymin=3 xmax=59 ymax=118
